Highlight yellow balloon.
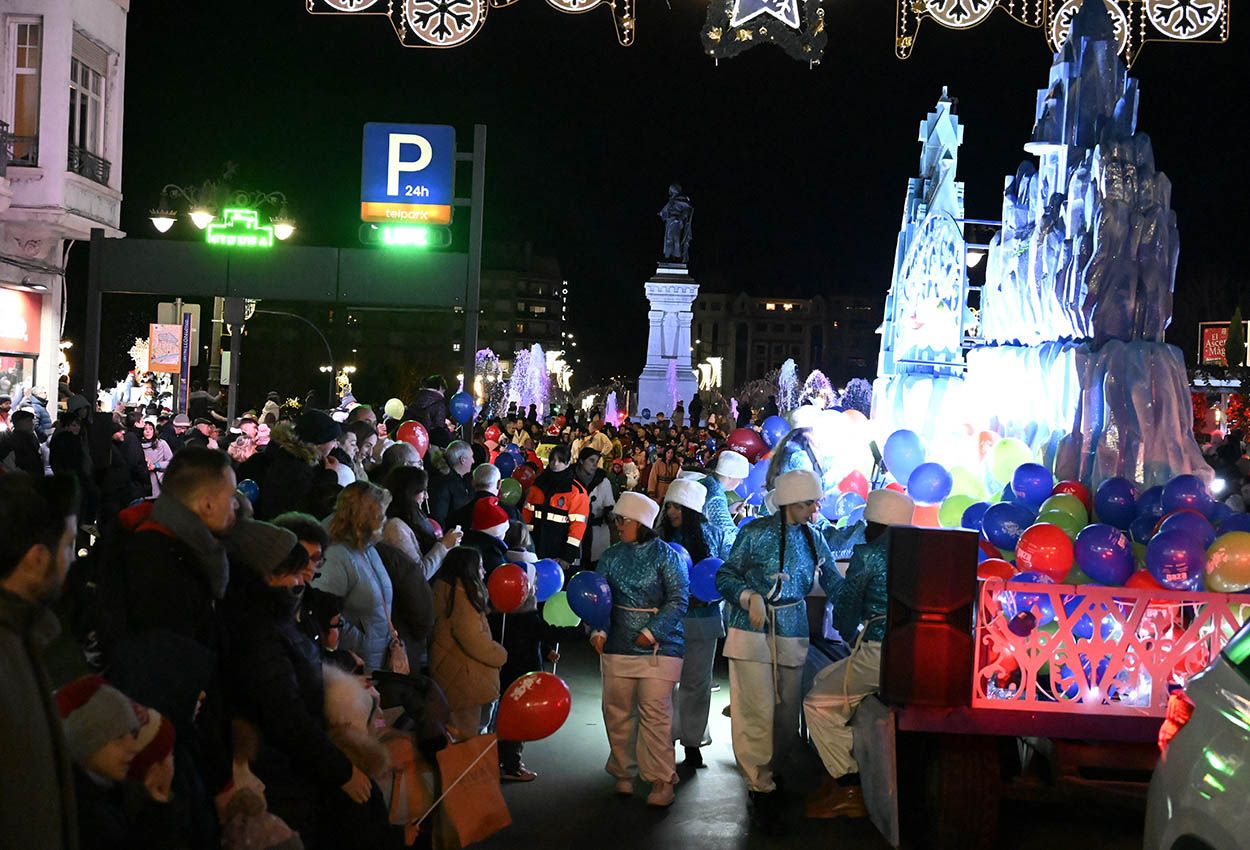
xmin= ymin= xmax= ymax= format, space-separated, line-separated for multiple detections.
xmin=1205 ymin=532 xmax=1250 ymax=593
xmin=384 ymin=398 xmax=405 ymax=420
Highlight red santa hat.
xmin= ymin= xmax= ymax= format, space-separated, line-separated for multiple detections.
xmin=472 ymin=497 xmax=510 ymax=539
xmin=126 ymin=708 xmax=176 ymax=781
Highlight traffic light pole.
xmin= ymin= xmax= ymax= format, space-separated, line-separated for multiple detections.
xmin=457 ymin=125 xmax=486 ymax=436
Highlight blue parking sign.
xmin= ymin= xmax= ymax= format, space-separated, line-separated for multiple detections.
xmin=361 ymin=123 xmax=455 ymax=225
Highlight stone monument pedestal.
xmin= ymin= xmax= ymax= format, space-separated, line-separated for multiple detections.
xmin=636 ymin=263 xmax=699 ymax=421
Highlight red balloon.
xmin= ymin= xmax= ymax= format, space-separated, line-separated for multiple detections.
xmin=978 ymin=558 xmax=1017 ymax=581
xmin=513 ymin=463 xmax=538 ymax=490
xmin=727 ymin=428 xmax=768 ymax=464
xmin=496 ymin=672 xmax=571 ymax=742
xmin=525 ymin=450 xmax=544 ymax=472
xmin=396 ymin=421 xmax=430 ymax=457
xmin=978 ymin=538 xmax=1001 ymax=560
xmin=1126 ymin=570 xmax=1164 ymax=590
xmin=838 ymin=471 xmax=869 ymax=500
xmin=1052 ymin=480 xmax=1092 ymax=512
xmin=886 ymin=482 xmax=907 ymax=493
xmin=912 ymin=504 xmax=940 ymax=528
xmin=428 ymin=519 xmax=443 ymax=538
xmin=1015 ymin=523 xmax=1074 ymax=581
xmin=487 ymin=564 xmax=529 ymax=614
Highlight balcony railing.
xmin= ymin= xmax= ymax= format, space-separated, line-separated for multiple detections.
xmin=67 ymin=143 xmax=110 ymax=186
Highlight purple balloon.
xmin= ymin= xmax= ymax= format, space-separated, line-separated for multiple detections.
xmin=1074 ymin=524 xmax=1134 ymax=586
xmin=1162 ymin=474 xmax=1212 ymax=518
xmin=1135 ymin=486 xmax=1165 ymax=520
xmin=1012 ymin=463 xmax=1055 ymax=509
xmin=1157 ymin=510 xmax=1217 ymax=550
xmin=981 ymin=502 xmax=1038 ymax=551
xmin=1145 ymin=529 xmax=1206 ymax=590
xmin=1219 ymin=513 xmax=1250 ymax=535
xmin=1094 ymin=478 xmax=1137 ymax=530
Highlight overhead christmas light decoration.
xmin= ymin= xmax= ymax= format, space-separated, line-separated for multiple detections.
xmin=305 ymin=0 xmax=632 ymax=48
xmin=895 ymin=0 xmax=1228 ymax=66
xmin=701 ymin=0 xmax=826 ymax=62
xmin=206 ymin=209 xmax=275 ymax=249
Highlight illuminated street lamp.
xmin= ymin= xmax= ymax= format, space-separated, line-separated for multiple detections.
xmin=149 ymin=163 xmax=295 ymax=242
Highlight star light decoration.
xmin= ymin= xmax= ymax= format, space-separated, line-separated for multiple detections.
xmin=305 ymin=0 xmax=634 ymax=48
xmin=895 ymin=0 xmax=1228 ymax=66
xmin=701 ymin=0 xmax=826 ymax=62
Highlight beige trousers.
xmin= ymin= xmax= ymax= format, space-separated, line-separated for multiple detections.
xmin=728 ymin=659 xmax=804 ymax=793
xmin=601 ymin=674 xmax=678 ymax=784
xmin=802 ymin=641 xmax=882 ymax=778
xmin=448 ymin=704 xmax=489 ymax=741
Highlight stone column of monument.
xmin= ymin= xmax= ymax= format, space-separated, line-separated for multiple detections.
xmin=636 ymin=266 xmax=699 ymax=420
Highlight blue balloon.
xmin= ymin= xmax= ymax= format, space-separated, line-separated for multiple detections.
xmin=1129 ymin=514 xmax=1157 ymax=545
xmin=534 ymin=558 xmax=564 ymax=603
xmin=981 ymin=502 xmax=1037 ymax=551
xmin=566 ymin=570 xmax=612 ymax=630
xmin=1074 ymin=524 xmax=1134 ymax=585
xmin=1162 ymin=474 xmax=1212 ymax=517
xmin=1056 ymin=654 xmax=1095 ymax=700
xmin=667 ymin=541 xmax=693 ymax=571
xmin=1002 ymin=571 xmax=1055 ymax=625
xmin=760 ymin=416 xmax=789 ymax=449
xmin=1157 ymin=510 xmax=1217 ymax=550
xmin=962 ymin=501 xmax=991 ymax=531
xmin=505 ymin=443 xmax=524 ymax=457
xmin=739 ymin=459 xmax=768 ymax=506
xmin=908 ymin=462 xmax=953 ymax=505
xmin=1063 ymin=595 xmax=1117 ymax=641
xmin=1134 ymin=486 xmax=1165 ymax=520
xmin=1011 ymin=463 xmax=1055 ymax=509
xmin=1219 ymin=513 xmax=1250 ymax=535
xmin=1210 ymin=502 xmax=1236 ymax=525
xmin=882 ymin=429 xmax=926 ymax=486
xmin=847 ymin=505 xmax=865 ymax=525
xmin=835 ymin=491 xmax=866 ymax=520
xmin=737 ymin=515 xmax=755 ymax=530
xmin=494 ymin=452 xmax=518 ymax=477
xmin=1094 ymin=478 xmax=1137 ymax=530
xmin=237 ymin=479 xmax=260 ymax=506
xmin=448 ymin=391 xmax=476 ymax=425
xmin=1146 ymin=529 xmax=1206 ymax=590
xmin=690 ymin=557 xmax=724 ymax=604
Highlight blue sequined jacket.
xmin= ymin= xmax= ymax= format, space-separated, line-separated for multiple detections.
xmin=699 ymin=475 xmax=740 ymax=553
xmin=716 ymin=515 xmax=839 ymax=639
xmin=596 ymin=538 xmax=689 ymax=658
xmin=834 ymin=533 xmax=889 ymax=643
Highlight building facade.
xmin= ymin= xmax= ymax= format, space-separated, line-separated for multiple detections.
xmin=0 ymin=0 xmax=127 ymax=397
xmin=478 ymin=243 xmax=566 ymax=359
xmin=692 ymin=292 xmax=880 ymax=391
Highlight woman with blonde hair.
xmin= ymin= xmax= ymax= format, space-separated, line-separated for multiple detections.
xmin=311 ymin=481 xmax=398 ymax=670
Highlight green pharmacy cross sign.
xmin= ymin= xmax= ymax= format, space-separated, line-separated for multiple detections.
xmin=206 ymin=209 xmax=274 ymax=248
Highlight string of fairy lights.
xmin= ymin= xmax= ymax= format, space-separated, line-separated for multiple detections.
xmin=305 ymin=0 xmax=1226 ymax=66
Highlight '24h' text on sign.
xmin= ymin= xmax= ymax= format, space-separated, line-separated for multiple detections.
xmin=360 ymin=123 xmax=455 ymax=225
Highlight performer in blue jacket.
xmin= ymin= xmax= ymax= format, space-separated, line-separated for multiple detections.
xmin=699 ymin=449 xmax=750 ymax=551
xmin=591 ymin=491 xmax=689 ymax=808
xmin=716 ymin=469 xmax=840 ymax=836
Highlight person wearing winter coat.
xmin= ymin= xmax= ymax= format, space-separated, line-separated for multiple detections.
xmin=656 ymin=479 xmax=727 ymax=769
xmin=221 ymin=518 xmax=385 ymax=848
xmin=522 ymin=443 xmax=590 ymax=568
xmin=430 ymin=547 xmax=509 ymax=738
xmin=255 ymin=411 xmax=342 ymax=521
xmin=591 ymin=492 xmax=689 ymax=808
xmin=373 ymin=540 xmax=435 ymax=674
xmin=427 ymin=440 xmax=474 ymax=528
xmin=140 ymin=421 xmax=173 ymax=498
xmin=1 ymin=408 xmax=45 ymax=476
xmin=312 ymin=482 xmax=395 ymax=670
xmin=715 ymin=469 xmax=840 ymax=836
xmin=25 ymin=384 xmax=54 ymax=439
xmin=381 ymin=466 xmax=462 ymax=580
xmin=701 ymin=450 xmax=750 ymax=552
xmin=574 ymin=446 xmax=617 ymax=568
xmin=646 ymin=446 xmax=681 ymax=503
xmin=803 ymin=488 xmax=913 ymax=821
xmin=404 ymin=375 xmax=454 ymax=448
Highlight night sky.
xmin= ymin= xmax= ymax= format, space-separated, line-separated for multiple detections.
xmin=93 ymin=1 xmax=1247 ymax=388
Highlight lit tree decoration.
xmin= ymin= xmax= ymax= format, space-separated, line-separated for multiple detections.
xmin=129 ymin=338 xmax=150 ymax=373
xmin=701 ymin=0 xmax=826 ymax=62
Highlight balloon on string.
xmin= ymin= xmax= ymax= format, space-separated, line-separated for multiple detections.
xmin=1205 ymin=532 xmax=1250 ymax=593
xmin=908 ymin=462 xmax=953 ymax=505
xmin=487 ymin=564 xmax=529 ymax=613
xmin=989 ymin=438 xmax=1033 ymax=485
xmin=494 ymin=451 xmax=519 ymax=478
xmin=667 ymin=542 xmax=693 ymax=571
xmin=383 ymin=398 xmax=406 ymax=420
xmin=1011 ymin=463 xmax=1055 ymax=509
xmin=1129 ymin=514 xmax=1158 ymax=545
xmin=428 ymin=519 xmax=443 ymax=537
xmin=542 ymin=591 xmax=582 ymax=627
xmin=395 ymin=421 xmax=430 ymax=457
xmin=939 ymin=495 xmax=977 ymax=529
xmin=237 ymin=479 xmax=260 ymax=507
xmin=1015 ymin=523 xmax=1074 ymax=581
xmin=1074 ymin=524 xmax=1134 ymax=586
xmin=980 ymin=502 xmax=1037 ymax=551
xmin=1134 ymin=485 xmax=1165 ymax=520
xmin=496 ymin=672 xmax=571 ymax=742
xmin=1039 ymin=493 xmax=1088 ymax=526
xmin=533 ymin=559 xmax=564 ymax=602
xmin=484 ymin=424 xmax=502 ymax=443
xmin=726 ymin=428 xmax=768 ymax=464
xmin=1157 ymin=510 xmax=1217 ymax=549
xmin=513 ymin=463 xmax=538 ymax=490
xmin=499 ymin=478 xmax=523 ymax=507
xmin=566 ymin=570 xmax=612 ymax=630
xmin=837 ymin=470 xmax=869 ymax=500
xmin=1219 ymin=513 xmax=1250 ymax=535
xmin=448 ymin=391 xmax=476 ymax=424
xmin=1162 ymin=474 xmax=1212 ymax=517
xmin=882 ymin=429 xmax=926 ymax=485
xmin=1145 ymin=529 xmax=1206 ymax=590
xmin=760 ymin=416 xmax=789 ymax=449
xmin=1093 ymin=478 xmax=1137 ymax=530
xmin=689 ymin=557 xmax=724 ymax=603
xmin=962 ymin=502 xmax=992 ymax=532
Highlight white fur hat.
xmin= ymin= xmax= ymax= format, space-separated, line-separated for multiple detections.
xmin=773 ymin=469 xmax=823 ymax=506
xmin=616 ymin=491 xmax=660 ymax=529
xmin=865 ymin=489 xmax=915 ymax=526
xmin=664 ymin=478 xmax=707 ymax=512
xmin=715 ymin=450 xmax=750 ymax=479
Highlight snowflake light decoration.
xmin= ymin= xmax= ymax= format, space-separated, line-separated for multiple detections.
xmin=1144 ymin=0 xmax=1224 ymax=39
xmin=924 ymin=0 xmax=997 ymax=29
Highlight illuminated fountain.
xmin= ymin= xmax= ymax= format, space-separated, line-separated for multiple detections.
xmin=508 ymin=343 xmax=551 ymax=418
xmin=777 ymin=359 xmax=800 ymax=414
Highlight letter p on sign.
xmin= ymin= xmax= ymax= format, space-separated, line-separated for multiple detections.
xmin=387 ymin=134 xmax=433 ymax=196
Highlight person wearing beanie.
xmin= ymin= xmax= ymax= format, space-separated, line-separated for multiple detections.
xmin=700 ymin=450 xmax=750 ymax=551
xmin=804 ymin=487 xmax=914 ymax=820
xmin=591 ymin=491 xmax=689 ymax=808
xmin=127 ymin=707 xmax=177 ymax=802
xmin=656 ymin=478 xmax=727 ymax=769
xmin=222 ymin=517 xmax=391 ymax=847
xmin=715 ymin=468 xmax=840 ymax=836
xmin=254 ymin=409 xmax=341 ymax=521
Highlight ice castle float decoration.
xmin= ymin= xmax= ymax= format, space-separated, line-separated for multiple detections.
xmin=873 ymin=0 xmax=1207 ymax=489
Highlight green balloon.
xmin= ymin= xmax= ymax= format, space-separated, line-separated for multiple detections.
xmin=939 ymin=494 xmax=976 ymax=529
xmin=542 ymin=591 xmax=581 ymax=628
xmin=726 ymin=491 xmax=743 ymax=505
xmin=1131 ymin=541 xmax=1147 ymax=571
xmin=499 ymin=478 xmax=523 ymax=506
xmin=989 ymin=438 xmax=1033 ymax=485
xmin=949 ymin=466 xmax=988 ymax=501
xmin=1039 ymin=494 xmax=1088 ymax=526
xmin=1037 ymin=510 xmax=1084 ymax=540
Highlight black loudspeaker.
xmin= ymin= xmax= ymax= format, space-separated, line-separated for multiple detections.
xmin=879 ymin=526 xmax=980 ymax=708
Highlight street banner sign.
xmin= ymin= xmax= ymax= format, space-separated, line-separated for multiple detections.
xmin=1199 ymin=321 xmax=1250 ymax=366
xmin=178 ymin=312 xmax=192 ymax=415
xmin=148 ymin=323 xmax=182 ymax=373
xmin=361 ymin=123 xmax=455 ymax=225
